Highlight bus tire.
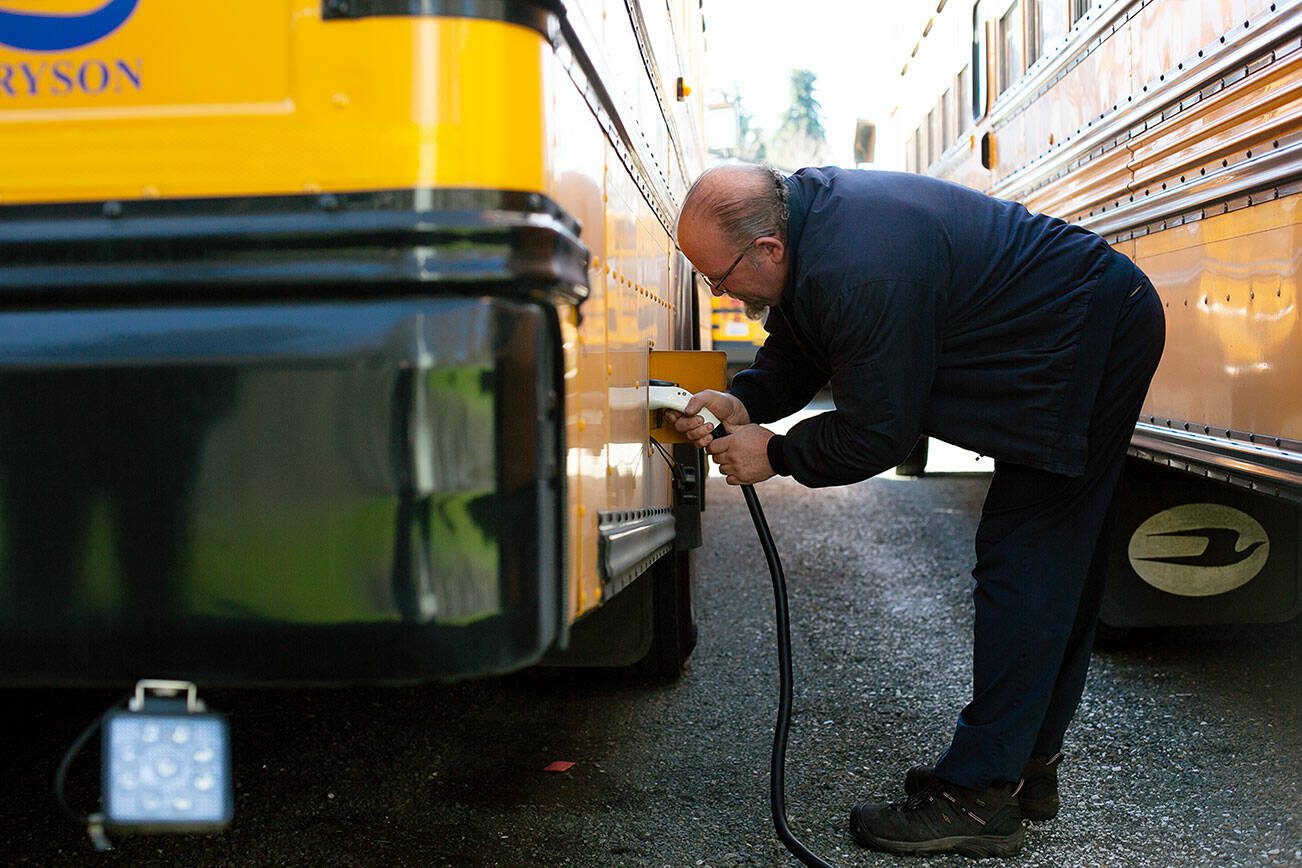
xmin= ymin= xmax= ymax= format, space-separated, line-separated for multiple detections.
xmin=635 ymin=548 xmax=698 ymax=678
xmin=895 ymin=437 xmax=929 ymax=477
xmin=1092 ymin=619 xmax=1136 ymax=650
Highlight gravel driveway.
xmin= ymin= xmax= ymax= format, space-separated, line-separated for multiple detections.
xmin=3 ymin=471 xmax=1298 ymax=866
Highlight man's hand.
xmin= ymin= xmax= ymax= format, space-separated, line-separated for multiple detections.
xmin=706 ymin=423 xmax=775 ymax=485
xmin=663 ymin=389 xmax=750 ymax=448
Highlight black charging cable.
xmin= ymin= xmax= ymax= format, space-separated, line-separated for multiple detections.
xmin=740 ymin=482 xmax=835 ymax=868
xmin=55 ymin=707 xmax=116 ymax=851
xmin=654 ymin=416 xmax=834 ymax=866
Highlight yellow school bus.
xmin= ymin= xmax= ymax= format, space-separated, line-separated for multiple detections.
xmin=893 ymin=0 xmax=1300 ymax=626
xmin=710 ymin=296 xmax=766 ymax=373
xmin=0 ymin=0 xmax=720 ymax=682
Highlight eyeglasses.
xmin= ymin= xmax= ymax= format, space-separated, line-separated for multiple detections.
xmin=701 ymin=245 xmax=750 ymax=292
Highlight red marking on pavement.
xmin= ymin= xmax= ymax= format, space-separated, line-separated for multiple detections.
xmin=543 ymin=761 xmax=575 ymax=772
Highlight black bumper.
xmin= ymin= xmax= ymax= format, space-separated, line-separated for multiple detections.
xmin=0 ymin=190 xmax=579 ymax=684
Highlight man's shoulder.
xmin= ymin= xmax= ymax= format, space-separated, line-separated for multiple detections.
xmin=792 ymin=166 xmax=949 ymax=195
xmin=791 ymin=170 xmax=954 ymax=288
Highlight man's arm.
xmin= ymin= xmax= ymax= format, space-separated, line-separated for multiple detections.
xmin=771 ymin=279 xmax=938 ymax=488
xmin=666 ymin=310 xmax=826 ymax=477
xmin=727 ymin=306 xmax=829 ymax=424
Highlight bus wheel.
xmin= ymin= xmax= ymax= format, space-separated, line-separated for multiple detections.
xmin=635 ymin=548 xmax=699 ymax=678
xmin=1092 ymin=619 xmax=1136 ymax=649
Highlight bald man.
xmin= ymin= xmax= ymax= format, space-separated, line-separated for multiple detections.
xmin=666 ymin=164 xmax=1164 ymax=858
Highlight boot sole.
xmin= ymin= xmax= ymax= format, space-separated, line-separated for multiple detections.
xmin=1020 ymin=796 xmax=1059 ymax=822
xmin=850 ymin=807 xmax=1026 ymax=858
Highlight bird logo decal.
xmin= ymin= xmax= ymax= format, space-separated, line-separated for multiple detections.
xmin=1135 ymin=527 xmax=1266 ymax=568
xmin=0 ymin=0 xmax=139 ymax=52
xmin=1128 ymin=503 xmax=1270 ymax=597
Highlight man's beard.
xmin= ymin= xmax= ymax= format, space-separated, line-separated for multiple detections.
xmin=742 ymin=301 xmax=769 ymax=322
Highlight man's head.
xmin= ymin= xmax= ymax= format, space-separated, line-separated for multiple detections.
xmin=676 ymin=163 xmax=789 ymax=319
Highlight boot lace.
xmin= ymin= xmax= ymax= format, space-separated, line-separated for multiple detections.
xmin=898 ymin=779 xmax=943 ymax=812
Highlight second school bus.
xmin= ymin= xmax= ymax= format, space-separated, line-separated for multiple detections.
xmin=893 ymin=0 xmax=1300 ymax=627
xmin=0 ymin=0 xmax=720 ymax=682
xmin=710 ymin=298 xmax=767 ymax=372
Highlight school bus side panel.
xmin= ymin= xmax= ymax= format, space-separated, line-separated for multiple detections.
xmin=0 ymin=3 xmax=551 ymax=201
xmin=1133 ymin=196 xmax=1301 ymax=440
xmin=543 ymin=0 xmax=709 ymax=626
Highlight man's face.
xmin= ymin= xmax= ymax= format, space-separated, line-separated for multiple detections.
xmin=678 ymin=212 xmax=784 ymax=315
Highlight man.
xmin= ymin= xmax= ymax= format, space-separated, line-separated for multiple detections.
xmin=666 ymin=164 xmax=1164 ymax=858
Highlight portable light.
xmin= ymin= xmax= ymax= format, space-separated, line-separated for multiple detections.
xmin=100 ymin=680 xmax=233 ymax=832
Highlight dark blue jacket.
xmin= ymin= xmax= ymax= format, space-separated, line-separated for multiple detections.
xmin=728 ymin=167 xmax=1144 ymax=487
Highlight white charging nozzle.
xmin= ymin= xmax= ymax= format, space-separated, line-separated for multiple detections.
xmin=647 ymin=384 xmax=722 ymax=430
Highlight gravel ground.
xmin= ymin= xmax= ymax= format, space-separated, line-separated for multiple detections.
xmin=2 ymin=471 xmax=1299 ymax=866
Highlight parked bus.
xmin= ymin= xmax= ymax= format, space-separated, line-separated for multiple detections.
xmin=892 ymin=0 xmax=1300 ymax=627
xmin=710 ymin=297 xmax=767 ymax=374
xmin=0 ymin=0 xmax=719 ymax=683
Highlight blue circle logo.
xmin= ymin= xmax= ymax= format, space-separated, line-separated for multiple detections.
xmin=0 ymin=0 xmax=139 ymax=52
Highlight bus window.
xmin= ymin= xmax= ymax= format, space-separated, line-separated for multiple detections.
xmin=1028 ymin=0 xmax=1068 ymax=67
xmin=999 ymin=2 xmax=1023 ymax=95
xmin=927 ymin=107 xmax=939 ymax=165
xmin=941 ymin=88 xmax=954 ymax=152
xmin=933 ymin=99 xmax=943 ymax=156
xmin=958 ymin=64 xmax=972 ymax=132
xmin=970 ymin=5 xmax=988 ymax=122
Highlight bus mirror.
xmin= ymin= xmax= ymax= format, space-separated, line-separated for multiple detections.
xmin=853 ymin=121 xmax=876 ymax=164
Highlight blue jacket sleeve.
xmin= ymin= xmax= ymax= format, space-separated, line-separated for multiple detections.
xmin=726 ymin=306 xmax=829 ymax=424
xmin=776 ymin=279 xmax=938 ymax=488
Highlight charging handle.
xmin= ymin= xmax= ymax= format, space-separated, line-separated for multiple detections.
xmin=647 ymin=384 xmax=721 ymax=430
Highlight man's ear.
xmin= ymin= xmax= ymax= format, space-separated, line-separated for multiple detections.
xmin=755 ymin=235 xmax=785 ymax=264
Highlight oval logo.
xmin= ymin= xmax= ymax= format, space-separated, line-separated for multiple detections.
xmin=1128 ymin=503 xmax=1269 ymax=597
xmin=0 ymin=0 xmax=139 ymax=52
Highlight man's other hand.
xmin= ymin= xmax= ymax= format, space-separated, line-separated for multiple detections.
xmin=706 ymin=423 xmax=774 ymax=485
xmin=663 ymin=389 xmax=750 ymax=448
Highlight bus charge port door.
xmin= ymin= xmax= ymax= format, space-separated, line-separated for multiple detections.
xmin=647 ymin=350 xmax=726 ymax=445
xmin=647 ymin=351 xmax=726 ymax=547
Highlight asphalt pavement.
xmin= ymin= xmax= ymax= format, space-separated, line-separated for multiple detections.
xmin=2 ymin=469 xmax=1299 ymax=866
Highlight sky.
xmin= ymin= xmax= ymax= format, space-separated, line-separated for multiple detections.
xmin=701 ymin=0 xmax=936 ymax=169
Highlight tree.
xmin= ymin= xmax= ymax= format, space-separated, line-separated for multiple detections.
xmin=767 ymin=69 xmax=829 ymax=170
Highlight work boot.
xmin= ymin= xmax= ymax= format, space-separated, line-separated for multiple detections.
xmin=1016 ymin=752 xmax=1063 ymax=820
xmin=849 ymin=778 xmax=1024 ymax=858
xmin=905 ymin=752 xmax=1063 ymax=821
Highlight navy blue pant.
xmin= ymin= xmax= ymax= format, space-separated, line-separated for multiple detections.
xmin=934 ymin=270 xmax=1165 ymax=790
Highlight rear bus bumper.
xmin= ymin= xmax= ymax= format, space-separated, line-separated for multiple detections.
xmin=0 ymin=189 xmax=583 ymax=684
